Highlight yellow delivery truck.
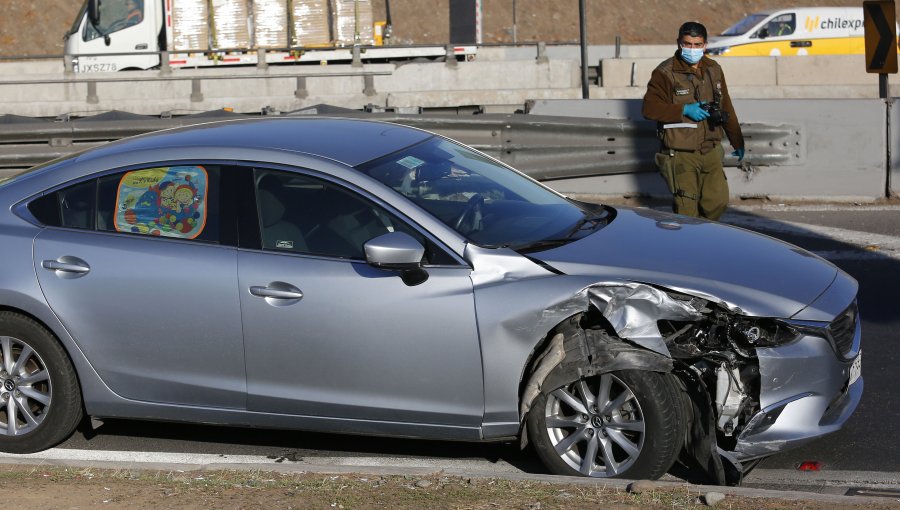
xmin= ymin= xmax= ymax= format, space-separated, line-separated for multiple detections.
xmin=706 ymin=7 xmax=899 ymax=57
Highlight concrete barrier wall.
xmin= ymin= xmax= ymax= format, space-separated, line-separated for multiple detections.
xmin=1 ymin=54 xmax=897 ymax=117
xmin=0 ymin=59 xmax=583 ymax=116
xmin=530 ymin=98 xmax=890 ymax=202
xmin=600 ymin=55 xmax=879 ymax=89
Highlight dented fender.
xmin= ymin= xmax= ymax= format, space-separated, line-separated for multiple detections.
xmin=519 ymin=318 xmax=673 ymax=420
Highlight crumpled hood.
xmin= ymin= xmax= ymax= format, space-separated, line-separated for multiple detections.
xmin=530 ymin=207 xmax=838 ymax=318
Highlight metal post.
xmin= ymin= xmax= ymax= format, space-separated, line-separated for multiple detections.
xmin=886 ymin=96 xmax=893 ymax=197
xmin=64 ymin=54 xmax=75 ymax=76
xmin=578 ymin=0 xmax=589 ymax=99
xmin=615 ymin=35 xmax=621 ymax=59
xmin=880 ymin=73 xmax=889 ymax=99
xmin=446 ymin=44 xmax=458 ymax=68
xmin=512 ymin=0 xmax=517 ymax=44
xmin=159 ymin=51 xmax=171 ymax=75
xmin=352 ymin=45 xmax=362 ymax=68
xmin=536 ymin=42 xmax=548 ymax=64
xmin=190 ymin=79 xmax=204 ymax=102
xmin=257 ymin=48 xmax=269 ymax=70
xmin=295 ymin=76 xmax=309 ymax=99
xmin=86 ymin=81 xmax=99 ymax=104
xmin=363 ymin=74 xmax=376 ymax=96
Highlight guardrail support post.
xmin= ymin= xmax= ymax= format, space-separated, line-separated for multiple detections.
xmin=86 ymin=81 xmax=99 ymax=104
xmin=363 ymin=74 xmax=376 ymax=96
xmin=257 ymin=48 xmax=269 ymax=70
xmin=536 ymin=42 xmax=549 ymax=64
xmin=160 ymin=51 xmax=171 ymax=75
xmin=295 ymin=76 xmax=309 ymax=99
xmin=191 ymin=79 xmax=204 ymax=102
xmin=352 ymin=45 xmax=362 ymax=68
xmin=64 ymin=54 xmax=75 ymax=76
xmin=445 ymin=45 xmax=458 ymax=68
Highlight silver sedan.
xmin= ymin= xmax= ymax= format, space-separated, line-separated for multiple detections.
xmin=0 ymin=118 xmax=861 ymax=484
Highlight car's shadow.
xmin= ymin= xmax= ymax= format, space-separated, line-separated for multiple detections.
xmin=71 ymin=417 xmax=549 ymax=474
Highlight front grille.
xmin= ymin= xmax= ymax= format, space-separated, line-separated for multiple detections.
xmin=829 ymin=301 xmax=857 ymax=357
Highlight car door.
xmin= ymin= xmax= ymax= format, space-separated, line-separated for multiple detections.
xmin=31 ymin=165 xmax=246 ymax=408
xmin=237 ymin=168 xmax=484 ymax=429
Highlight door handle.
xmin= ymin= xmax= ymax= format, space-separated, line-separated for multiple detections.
xmin=249 ymin=286 xmax=304 ymax=300
xmin=790 ymin=41 xmax=812 ymax=47
xmin=135 ymin=43 xmax=148 ymax=50
xmin=42 ymin=257 xmax=91 ymax=278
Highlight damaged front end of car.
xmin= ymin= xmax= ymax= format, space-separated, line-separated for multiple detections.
xmin=520 ymin=282 xmax=862 ymax=486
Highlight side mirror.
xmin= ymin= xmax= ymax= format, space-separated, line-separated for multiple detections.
xmin=364 ymin=232 xmax=429 ymax=286
xmin=757 ymin=27 xmax=769 ymax=39
xmin=87 ymin=0 xmax=101 ymax=26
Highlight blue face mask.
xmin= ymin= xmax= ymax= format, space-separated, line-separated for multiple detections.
xmin=681 ymin=46 xmax=704 ymax=64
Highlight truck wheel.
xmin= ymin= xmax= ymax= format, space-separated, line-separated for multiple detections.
xmin=527 ymin=370 xmax=684 ymax=479
xmin=0 ymin=312 xmax=83 ymax=453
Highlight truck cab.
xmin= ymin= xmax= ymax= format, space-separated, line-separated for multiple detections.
xmin=64 ymin=0 xmax=162 ymax=72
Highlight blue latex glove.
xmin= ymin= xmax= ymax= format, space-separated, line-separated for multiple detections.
xmin=731 ymin=148 xmax=745 ymax=162
xmin=682 ymin=102 xmax=710 ymax=122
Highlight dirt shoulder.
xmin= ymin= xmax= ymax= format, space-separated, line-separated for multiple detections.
xmin=1 ymin=464 xmax=897 ymax=509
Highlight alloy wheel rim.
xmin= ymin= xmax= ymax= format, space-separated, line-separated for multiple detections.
xmin=544 ymin=373 xmax=645 ymax=477
xmin=0 ymin=336 xmax=52 ymax=436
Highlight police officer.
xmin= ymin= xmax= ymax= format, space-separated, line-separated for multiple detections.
xmin=642 ymin=21 xmax=744 ymax=221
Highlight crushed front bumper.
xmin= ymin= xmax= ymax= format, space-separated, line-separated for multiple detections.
xmin=732 ymin=316 xmax=862 ymax=460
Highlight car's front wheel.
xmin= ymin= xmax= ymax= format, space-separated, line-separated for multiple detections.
xmin=527 ymin=370 xmax=684 ymax=479
xmin=0 ymin=312 xmax=83 ymax=453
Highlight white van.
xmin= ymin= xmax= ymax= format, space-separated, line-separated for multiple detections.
xmin=706 ymin=7 xmax=898 ymax=57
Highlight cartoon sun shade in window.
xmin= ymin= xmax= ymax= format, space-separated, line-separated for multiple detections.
xmin=114 ymin=166 xmax=208 ymax=239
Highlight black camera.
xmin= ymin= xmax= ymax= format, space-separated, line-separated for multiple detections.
xmin=701 ymin=101 xmax=729 ymax=128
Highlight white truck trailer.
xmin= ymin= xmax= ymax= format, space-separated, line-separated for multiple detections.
xmin=64 ymin=0 xmax=476 ymax=72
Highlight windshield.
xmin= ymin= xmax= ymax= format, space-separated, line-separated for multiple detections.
xmin=357 ymin=137 xmax=601 ymax=249
xmin=83 ymin=0 xmax=144 ymax=41
xmin=721 ymin=14 xmax=767 ymax=36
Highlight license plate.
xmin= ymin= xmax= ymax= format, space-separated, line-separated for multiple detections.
xmin=849 ymin=352 xmax=862 ymax=385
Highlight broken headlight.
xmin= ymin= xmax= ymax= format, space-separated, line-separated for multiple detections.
xmin=729 ymin=318 xmax=800 ymax=348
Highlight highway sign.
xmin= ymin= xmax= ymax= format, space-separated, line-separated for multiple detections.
xmin=864 ymin=0 xmax=898 ymax=73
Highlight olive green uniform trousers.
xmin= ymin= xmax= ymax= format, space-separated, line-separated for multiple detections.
xmin=657 ymin=144 xmax=728 ymax=221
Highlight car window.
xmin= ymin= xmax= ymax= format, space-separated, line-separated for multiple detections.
xmin=357 ymin=136 xmax=591 ymax=248
xmin=29 ymin=165 xmax=221 ymax=243
xmin=83 ymin=0 xmax=144 ymax=41
xmin=98 ymin=165 xmax=215 ymax=240
xmin=28 ymin=179 xmax=97 ymax=230
xmin=766 ymin=14 xmax=795 ymax=37
xmin=253 ymin=168 xmax=454 ymax=264
xmin=59 ymin=179 xmax=97 ymax=230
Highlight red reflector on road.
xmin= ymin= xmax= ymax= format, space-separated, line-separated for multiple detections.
xmin=797 ymin=461 xmax=821 ymax=471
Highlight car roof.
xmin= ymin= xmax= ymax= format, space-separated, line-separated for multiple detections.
xmin=73 ymin=117 xmax=434 ymax=168
xmin=749 ymin=7 xmax=856 ymax=17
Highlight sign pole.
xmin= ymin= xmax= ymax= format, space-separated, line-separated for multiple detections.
xmin=880 ymin=73 xmax=889 ymax=99
xmin=579 ymin=0 xmax=589 ymax=99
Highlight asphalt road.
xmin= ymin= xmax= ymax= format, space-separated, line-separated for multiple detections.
xmin=26 ymin=204 xmax=900 ymax=494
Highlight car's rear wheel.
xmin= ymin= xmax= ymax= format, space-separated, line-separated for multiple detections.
xmin=527 ymin=370 xmax=684 ymax=479
xmin=0 ymin=312 xmax=82 ymax=453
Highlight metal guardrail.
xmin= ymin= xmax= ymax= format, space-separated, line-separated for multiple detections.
xmin=0 ymin=69 xmax=392 ymax=105
xmin=0 ymin=110 xmax=805 ymax=182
